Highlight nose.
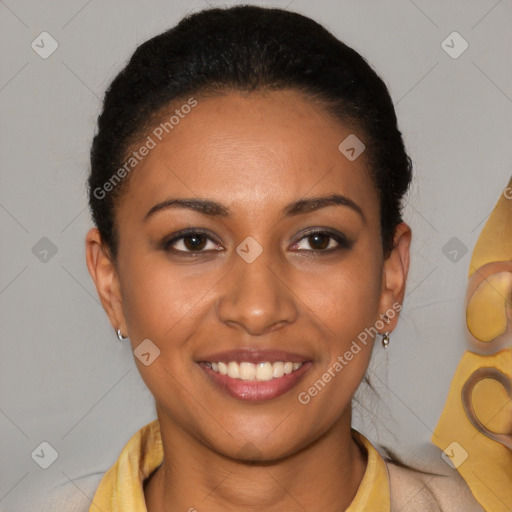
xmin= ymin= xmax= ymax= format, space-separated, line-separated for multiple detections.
xmin=216 ymin=247 xmax=299 ymax=336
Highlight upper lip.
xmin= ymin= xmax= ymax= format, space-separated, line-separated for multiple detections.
xmin=197 ymin=348 xmax=311 ymax=364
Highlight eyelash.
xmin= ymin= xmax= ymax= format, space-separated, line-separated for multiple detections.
xmin=161 ymin=228 xmax=353 ymax=256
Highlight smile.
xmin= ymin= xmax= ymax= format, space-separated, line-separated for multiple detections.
xmin=199 ymin=354 xmax=312 ymax=401
xmin=204 ymin=361 xmax=304 ymax=381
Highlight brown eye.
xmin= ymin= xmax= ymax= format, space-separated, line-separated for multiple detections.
xmin=182 ymin=233 xmax=208 ymax=251
xmin=307 ymin=233 xmax=331 ymax=250
xmin=163 ymin=229 xmax=222 ymax=254
xmin=291 ymin=229 xmax=353 ymax=253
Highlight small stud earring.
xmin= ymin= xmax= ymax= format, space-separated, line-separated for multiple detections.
xmin=116 ymin=328 xmax=128 ymax=341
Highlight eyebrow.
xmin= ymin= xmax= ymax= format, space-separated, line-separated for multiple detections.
xmin=144 ymin=193 xmax=366 ymax=223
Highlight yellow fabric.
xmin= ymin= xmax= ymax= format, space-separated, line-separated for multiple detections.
xmin=465 ymin=177 xmax=512 ymax=349
xmin=468 ymin=176 xmax=512 ymax=275
xmin=89 ymin=419 xmax=390 ymax=512
xmin=432 ymin=348 xmax=512 ymax=512
xmin=432 ymin=176 xmax=512 ymax=511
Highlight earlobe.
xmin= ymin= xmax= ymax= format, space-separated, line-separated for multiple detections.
xmin=378 ymin=222 xmax=412 ymax=330
xmin=85 ymin=228 xmax=128 ymax=336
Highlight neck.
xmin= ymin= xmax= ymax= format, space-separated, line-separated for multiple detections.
xmin=144 ymin=411 xmax=367 ymax=512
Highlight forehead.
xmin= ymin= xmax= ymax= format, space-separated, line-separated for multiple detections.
xmin=119 ymin=90 xmax=379 ymax=222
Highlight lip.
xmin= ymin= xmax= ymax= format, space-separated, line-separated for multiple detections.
xmin=198 ymin=360 xmax=313 ymax=402
xmin=197 ymin=348 xmax=310 ymax=364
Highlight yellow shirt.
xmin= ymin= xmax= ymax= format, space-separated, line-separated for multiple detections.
xmin=88 ymin=419 xmax=390 ymax=512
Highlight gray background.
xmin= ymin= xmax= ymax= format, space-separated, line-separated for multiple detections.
xmin=1 ymin=0 xmax=511 ymax=510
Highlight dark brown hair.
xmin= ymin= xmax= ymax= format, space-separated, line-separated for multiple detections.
xmin=88 ymin=5 xmax=412 ymax=260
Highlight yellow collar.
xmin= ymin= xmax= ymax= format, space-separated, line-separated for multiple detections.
xmin=89 ymin=420 xmax=390 ymax=512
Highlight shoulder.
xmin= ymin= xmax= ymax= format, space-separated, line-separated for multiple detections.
xmin=38 ymin=472 xmax=104 ymax=512
xmin=386 ymin=462 xmax=484 ymax=512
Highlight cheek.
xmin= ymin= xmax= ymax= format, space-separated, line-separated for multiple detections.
xmin=298 ymin=251 xmax=383 ymax=341
xmin=118 ymin=258 xmax=210 ymax=410
xmin=297 ymin=249 xmax=383 ymax=388
xmin=293 ymin=259 xmax=382 ymax=424
xmin=119 ymin=252 xmax=217 ymax=342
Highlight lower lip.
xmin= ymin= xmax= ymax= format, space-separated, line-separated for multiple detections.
xmin=199 ymin=362 xmax=312 ymax=402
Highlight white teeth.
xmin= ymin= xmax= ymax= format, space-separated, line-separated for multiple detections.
xmin=273 ymin=361 xmax=285 ymax=378
xmin=239 ymin=362 xmax=256 ymax=381
xmin=284 ymin=362 xmax=294 ymax=374
xmin=207 ymin=360 xmax=304 ymax=381
xmin=218 ymin=362 xmax=228 ymax=375
xmin=227 ymin=361 xmax=239 ymax=379
xmin=256 ymin=362 xmax=273 ymax=381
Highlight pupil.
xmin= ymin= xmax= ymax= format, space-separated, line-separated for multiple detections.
xmin=185 ymin=234 xmax=206 ymax=251
xmin=310 ymin=233 xmax=329 ymax=250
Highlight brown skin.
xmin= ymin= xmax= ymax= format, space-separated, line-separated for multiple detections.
xmin=86 ymin=89 xmax=411 ymax=511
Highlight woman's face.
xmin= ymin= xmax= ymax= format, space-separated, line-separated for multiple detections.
xmin=87 ymin=89 xmax=410 ymax=461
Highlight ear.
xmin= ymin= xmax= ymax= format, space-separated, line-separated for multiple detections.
xmin=85 ymin=228 xmax=128 ymax=336
xmin=377 ymin=222 xmax=411 ymax=332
